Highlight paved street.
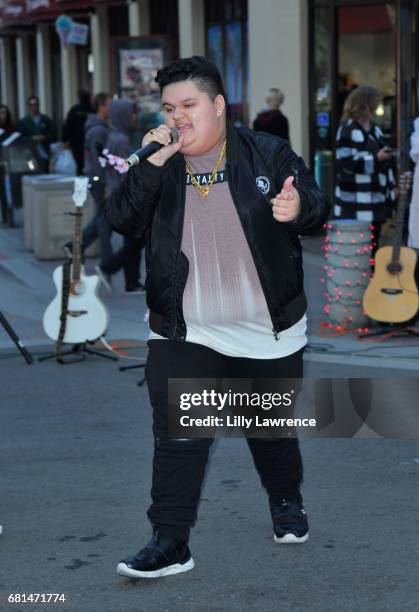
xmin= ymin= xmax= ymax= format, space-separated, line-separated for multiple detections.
xmin=1 ymin=222 xmax=419 ymax=611
xmin=1 ymin=354 xmax=419 ymax=612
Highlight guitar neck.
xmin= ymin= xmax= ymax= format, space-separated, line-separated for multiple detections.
xmin=391 ymin=175 xmax=411 ymax=264
xmin=72 ymin=211 xmax=83 ymax=281
xmin=70 ymin=177 xmax=90 ymax=279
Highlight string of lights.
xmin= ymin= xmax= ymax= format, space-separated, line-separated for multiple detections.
xmin=321 ymin=221 xmax=375 ymax=331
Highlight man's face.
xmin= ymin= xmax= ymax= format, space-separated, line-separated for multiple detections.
xmin=28 ymin=99 xmax=39 ymax=115
xmin=100 ymin=98 xmax=112 ymax=119
xmin=161 ymin=80 xmax=224 ymax=156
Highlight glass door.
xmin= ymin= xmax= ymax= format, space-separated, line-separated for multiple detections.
xmin=309 ymin=1 xmax=399 ymax=200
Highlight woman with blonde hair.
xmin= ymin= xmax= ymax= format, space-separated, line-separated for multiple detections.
xmin=253 ymin=87 xmax=290 ymax=142
xmin=334 ymin=85 xmax=396 ymax=252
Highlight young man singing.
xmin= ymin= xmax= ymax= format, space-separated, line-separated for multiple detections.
xmin=105 ymin=57 xmax=329 ymax=579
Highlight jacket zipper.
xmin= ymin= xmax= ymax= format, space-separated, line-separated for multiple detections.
xmin=170 ymin=160 xmax=187 ymax=340
xmin=226 ymin=162 xmax=281 ymax=341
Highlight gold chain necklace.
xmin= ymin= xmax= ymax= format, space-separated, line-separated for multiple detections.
xmin=185 ymin=140 xmax=226 ymax=199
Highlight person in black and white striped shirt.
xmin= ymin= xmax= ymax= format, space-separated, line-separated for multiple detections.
xmin=334 ymin=86 xmax=396 ymax=253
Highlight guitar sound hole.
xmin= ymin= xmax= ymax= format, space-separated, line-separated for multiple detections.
xmin=71 ymin=281 xmax=86 ymax=296
xmin=387 ymin=263 xmax=402 ymax=274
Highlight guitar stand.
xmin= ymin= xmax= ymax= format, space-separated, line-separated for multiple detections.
xmin=358 ymin=324 xmax=419 ymax=340
xmin=118 ymin=363 xmax=146 ymax=387
xmin=38 ymin=341 xmax=119 ymax=365
xmin=0 ymin=310 xmax=34 ymax=364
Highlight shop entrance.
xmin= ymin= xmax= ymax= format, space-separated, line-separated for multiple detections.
xmin=310 ymin=0 xmax=419 ymax=199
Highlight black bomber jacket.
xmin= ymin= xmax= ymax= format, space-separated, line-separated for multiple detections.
xmin=104 ymin=121 xmax=330 ymax=341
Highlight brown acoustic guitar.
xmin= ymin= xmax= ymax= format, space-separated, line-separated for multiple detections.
xmin=363 ymin=171 xmax=419 ymax=323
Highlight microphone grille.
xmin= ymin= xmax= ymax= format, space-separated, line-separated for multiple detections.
xmin=170 ymin=127 xmax=180 ymax=144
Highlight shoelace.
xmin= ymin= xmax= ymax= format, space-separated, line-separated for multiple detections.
xmin=273 ymin=499 xmax=305 ymax=523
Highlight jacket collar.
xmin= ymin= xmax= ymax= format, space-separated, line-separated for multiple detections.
xmin=226 ymin=118 xmax=239 ymax=163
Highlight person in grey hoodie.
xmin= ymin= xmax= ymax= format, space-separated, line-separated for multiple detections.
xmin=82 ymin=93 xmax=113 ymax=259
xmin=100 ymin=99 xmax=144 ymax=293
xmin=64 ymin=92 xmax=115 ymax=274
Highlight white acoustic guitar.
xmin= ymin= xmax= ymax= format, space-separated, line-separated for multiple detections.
xmin=43 ymin=177 xmax=109 ymax=343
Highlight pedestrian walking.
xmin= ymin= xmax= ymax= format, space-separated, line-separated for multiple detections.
xmin=334 ymin=85 xmax=396 ymax=255
xmin=83 ymin=93 xmax=112 ymax=274
xmin=100 ymin=99 xmax=144 ymax=294
xmin=62 ymin=89 xmax=94 ymax=175
xmin=253 ymin=87 xmax=290 ymax=142
xmin=105 ymin=56 xmax=329 ymax=578
xmin=17 ymin=96 xmax=55 ymax=171
xmin=63 ymin=92 xmax=116 ymax=279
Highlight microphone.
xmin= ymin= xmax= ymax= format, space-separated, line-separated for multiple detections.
xmin=125 ymin=128 xmax=179 ymax=168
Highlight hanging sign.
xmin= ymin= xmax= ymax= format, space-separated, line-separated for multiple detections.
xmin=55 ymin=14 xmax=73 ymax=47
xmin=55 ymin=14 xmax=89 ymax=46
xmin=68 ymin=21 xmax=89 ymax=46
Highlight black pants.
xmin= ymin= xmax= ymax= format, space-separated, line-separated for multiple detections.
xmin=145 ymin=339 xmax=304 ymax=542
xmin=101 ymin=234 xmax=143 ymax=287
xmin=81 ymin=183 xmax=114 ymax=267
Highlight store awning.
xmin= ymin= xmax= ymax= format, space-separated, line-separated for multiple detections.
xmin=339 ymin=6 xmax=394 ymax=35
xmin=0 ymin=0 xmax=123 ymax=30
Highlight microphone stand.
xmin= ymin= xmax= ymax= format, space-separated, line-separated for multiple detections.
xmin=0 ymin=310 xmax=34 ymax=364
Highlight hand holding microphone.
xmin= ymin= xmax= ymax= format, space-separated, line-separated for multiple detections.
xmin=126 ymin=125 xmax=184 ymax=168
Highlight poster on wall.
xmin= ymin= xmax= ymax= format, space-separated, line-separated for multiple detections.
xmin=119 ymin=48 xmax=162 ymax=111
xmin=112 ymin=37 xmax=171 ymax=113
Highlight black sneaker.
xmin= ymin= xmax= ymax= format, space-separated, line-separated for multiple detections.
xmin=124 ymin=282 xmax=146 ymax=295
xmin=116 ymin=534 xmax=194 ymax=579
xmin=271 ymin=498 xmax=309 ymax=544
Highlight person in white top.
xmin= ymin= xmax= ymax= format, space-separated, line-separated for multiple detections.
xmin=408 ymin=117 xmax=419 ymax=249
xmin=105 ymin=56 xmax=329 ymax=580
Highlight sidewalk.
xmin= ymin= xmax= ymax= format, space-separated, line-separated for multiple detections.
xmin=302 ymin=234 xmax=419 ymax=372
xmin=1 ymin=223 xmax=419 ymax=373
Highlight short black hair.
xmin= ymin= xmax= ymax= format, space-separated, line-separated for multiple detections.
xmin=155 ymin=56 xmax=227 ymax=102
xmin=78 ymin=89 xmax=92 ymax=106
xmin=93 ymin=92 xmax=111 ymax=112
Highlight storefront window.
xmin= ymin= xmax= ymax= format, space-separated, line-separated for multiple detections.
xmin=205 ymin=0 xmax=248 ymax=124
xmin=150 ymin=0 xmax=179 ymax=59
xmin=337 ymin=4 xmax=396 ymax=141
xmin=309 ymin=1 xmax=399 ymax=200
xmin=313 ymin=7 xmax=333 ymax=150
xmin=207 ymin=25 xmax=224 ymax=75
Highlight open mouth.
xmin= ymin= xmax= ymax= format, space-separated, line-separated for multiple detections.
xmin=177 ymin=124 xmax=192 ymax=133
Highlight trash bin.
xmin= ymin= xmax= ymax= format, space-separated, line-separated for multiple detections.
xmin=314 ymin=150 xmax=334 ymax=204
xmin=0 ymin=134 xmax=43 ymax=225
xmin=23 ymin=174 xmax=62 ymax=250
xmin=25 ymin=174 xmax=98 ymax=260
